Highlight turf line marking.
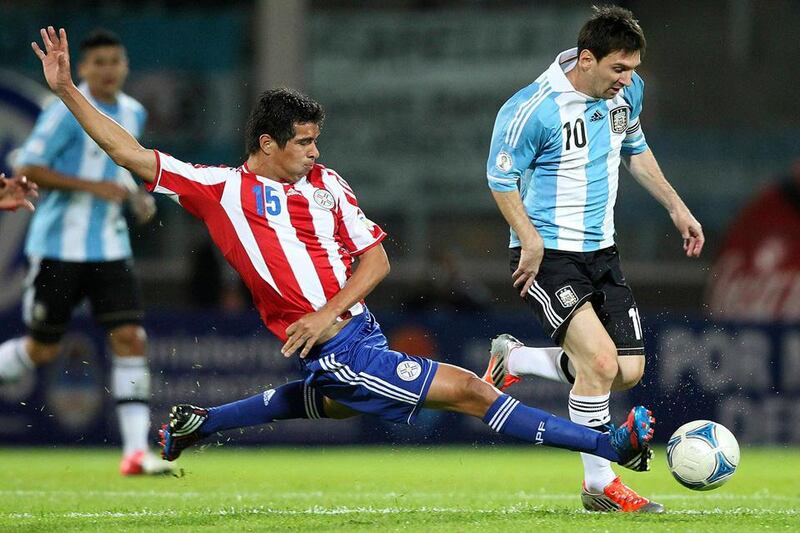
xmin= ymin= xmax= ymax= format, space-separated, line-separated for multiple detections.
xmin=4 ymin=507 xmax=799 ymax=520
xmin=2 ymin=489 xmax=799 ymax=502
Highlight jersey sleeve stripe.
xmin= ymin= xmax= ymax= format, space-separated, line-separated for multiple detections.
xmin=349 ymin=232 xmax=387 ymax=256
xmin=505 ymin=81 xmax=552 ymax=147
xmin=504 ymin=81 xmax=549 ymax=145
xmin=147 ymin=149 xmax=163 ymax=191
xmin=509 ymin=86 xmax=553 ymax=148
xmin=487 ymin=173 xmax=519 ymax=184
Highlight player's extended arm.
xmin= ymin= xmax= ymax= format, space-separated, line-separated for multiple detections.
xmin=490 ymin=189 xmax=544 ymax=297
xmin=624 ymin=148 xmax=704 ymax=257
xmin=282 ymin=243 xmax=391 ymax=358
xmin=31 ymin=27 xmax=156 ymax=183
xmin=17 ymin=165 xmax=129 ymax=203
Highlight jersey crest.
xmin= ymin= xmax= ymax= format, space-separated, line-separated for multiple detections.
xmin=396 ymin=360 xmax=422 ymax=381
xmin=556 ymin=285 xmax=579 ymax=308
xmin=610 ymin=107 xmax=629 ymax=134
xmin=313 ymin=188 xmax=335 ymax=209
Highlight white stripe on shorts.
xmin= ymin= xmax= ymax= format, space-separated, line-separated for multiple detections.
xmin=319 ymin=355 xmax=419 ymax=405
xmin=528 ymin=281 xmax=564 ymax=329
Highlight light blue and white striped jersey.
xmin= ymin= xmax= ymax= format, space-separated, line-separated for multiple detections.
xmin=487 ymin=48 xmax=648 ymax=252
xmin=16 ymin=82 xmax=147 ymax=262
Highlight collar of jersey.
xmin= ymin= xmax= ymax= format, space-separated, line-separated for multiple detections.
xmin=241 ymin=162 xmax=307 ymax=187
xmin=546 ymin=48 xmax=603 ymax=101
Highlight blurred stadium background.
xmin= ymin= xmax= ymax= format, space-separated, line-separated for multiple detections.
xmin=1 ymin=0 xmax=799 ymax=452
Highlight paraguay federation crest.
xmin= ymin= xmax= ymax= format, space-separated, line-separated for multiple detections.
xmin=313 ymin=188 xmax=335 ymax=209
xmin=396 ymin=360 xmax=422 ymax=381
xmin=609 ymin=106 xmax=629 ymax=134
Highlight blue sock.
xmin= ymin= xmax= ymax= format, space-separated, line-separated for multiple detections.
xmin=483 ymin=394 xmax=620 ymax=462
xmin=200 ymin=380 xmax=325 ymax=435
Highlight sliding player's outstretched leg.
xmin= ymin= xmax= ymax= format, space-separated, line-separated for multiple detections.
xmin=425 ymin=363 xmax=655 ymax=470
xmin=160 ymin=404 xmax=208 ymax=461
xmin=159 ymin=380 xmax=327 ymax=461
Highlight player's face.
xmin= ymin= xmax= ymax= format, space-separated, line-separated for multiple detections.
xmin=589 ymin=49 xmax=640 ymax=99
xmin=271 ymin=122 xmax=321 ymax=180
xmin=78 ymin=45 xmax=129 ymax=102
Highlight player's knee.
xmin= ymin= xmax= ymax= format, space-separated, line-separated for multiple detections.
xmin=586 ymin=349 xmax=619 ymax=384
xmin=613 ymin=356 xmax=646 ymax=391
xmin=461 ymin=373 xmax=497 ymax=412
xmin=26 ymin=338 xmax=60 ymax=364
xmin=108 ymin=325 xmax=147 ymax=356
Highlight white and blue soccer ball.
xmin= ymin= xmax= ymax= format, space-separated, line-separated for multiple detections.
xmin=666 ymin=420 xmax=740 ymax=491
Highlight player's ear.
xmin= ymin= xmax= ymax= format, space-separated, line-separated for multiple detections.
xmin=578 ymin=49 xmax=596 ymax=70
xmin=259 ymin=134 xmax=274 ymax=156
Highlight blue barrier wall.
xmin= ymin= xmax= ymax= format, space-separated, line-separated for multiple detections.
xmin=1 ymin=308 xmax=797 ymax=447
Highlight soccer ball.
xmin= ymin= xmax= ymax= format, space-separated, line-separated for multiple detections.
xmin=666 ymin=420 xmax=740 ymax=491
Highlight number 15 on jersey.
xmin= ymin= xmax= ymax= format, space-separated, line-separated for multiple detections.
xmin=252 ymin=183 xmax=282 ymax=217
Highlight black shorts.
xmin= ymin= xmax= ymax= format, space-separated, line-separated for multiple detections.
xmin=23 ymin=258 xmax=144 ymax=343
xmin=510 ymin=246 xmax=645 ymax=356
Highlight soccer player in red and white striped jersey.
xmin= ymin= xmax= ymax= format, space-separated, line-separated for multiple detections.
xmin=33 ymin=27 xmax=658 ymax=479
xmin=151 ymin=148 xmax=385 ymax=343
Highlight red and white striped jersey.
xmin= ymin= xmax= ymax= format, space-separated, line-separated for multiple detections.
xmin=146 ymin=151 xmax=386 ymax=341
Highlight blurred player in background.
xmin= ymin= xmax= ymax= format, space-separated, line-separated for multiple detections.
xmin=0 ymin=173 xmax=38 ymax=211
xmin=31 ymin=26 xmax=658 ymax=481
xmin=483 ymin=6 xmax=704 ymax=512
xmin=0 ymin=29 xmax=171 ymax=475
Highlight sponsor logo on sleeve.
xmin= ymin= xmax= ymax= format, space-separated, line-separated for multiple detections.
xmin=496 ymin=151 xmax=513 ymax=172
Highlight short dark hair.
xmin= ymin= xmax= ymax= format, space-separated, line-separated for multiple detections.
xmin=245 ymin=88 xmax=325 ymax=153
xmin=79 ymin=29 xmax=124 ymax=58
xmin=577 ymin=5 xmax=646 ymax=61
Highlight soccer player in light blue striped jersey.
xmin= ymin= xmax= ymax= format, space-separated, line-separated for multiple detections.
xmin=0 ymin=29 xmax=171 ymax=475
xmin=483 ymin=6 xmax=704 ymax=513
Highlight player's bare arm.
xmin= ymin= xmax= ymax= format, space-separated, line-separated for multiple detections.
xmin=490 ymin=189 xmax=545 ymax=296
xmin=282 ymin=243 xmax=390 ymax=358
xmin=31 ymin=27 xmax=156 ymax=183
xmin=17 ymin=164 xmax=129 ymax=203
xmin=0 ymin=173 xmax=38 ymax=211
xmin=624 ymin=149 xmax=705 ymax=258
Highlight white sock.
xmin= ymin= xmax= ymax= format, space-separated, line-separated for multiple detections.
xmin=569 ymin=392 xmax=617 ymax=492
xmin=0 ymin=337 xmax=35 ymax=382
xmin=112 ymin=355 xmax=151 ymax=455
xmin=507 ymin=345 xmax=574 ymax=384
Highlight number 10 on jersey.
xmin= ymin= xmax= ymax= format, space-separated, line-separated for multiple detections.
xmin=563 ymin=118 xmax=587 ymax=151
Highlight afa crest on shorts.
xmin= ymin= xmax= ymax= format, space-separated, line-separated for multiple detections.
xmin=556 ymin=285 xmax=579 ymax=308
xmin=610 ymin=107 xmax=629 ymax=134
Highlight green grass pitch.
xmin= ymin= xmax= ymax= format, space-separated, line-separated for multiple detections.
xmin=1 ymin=446 xmax=797 ymax=531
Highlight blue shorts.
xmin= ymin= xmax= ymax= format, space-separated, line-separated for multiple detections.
xmin=301 ymin=311 xmax=439 ymax=425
